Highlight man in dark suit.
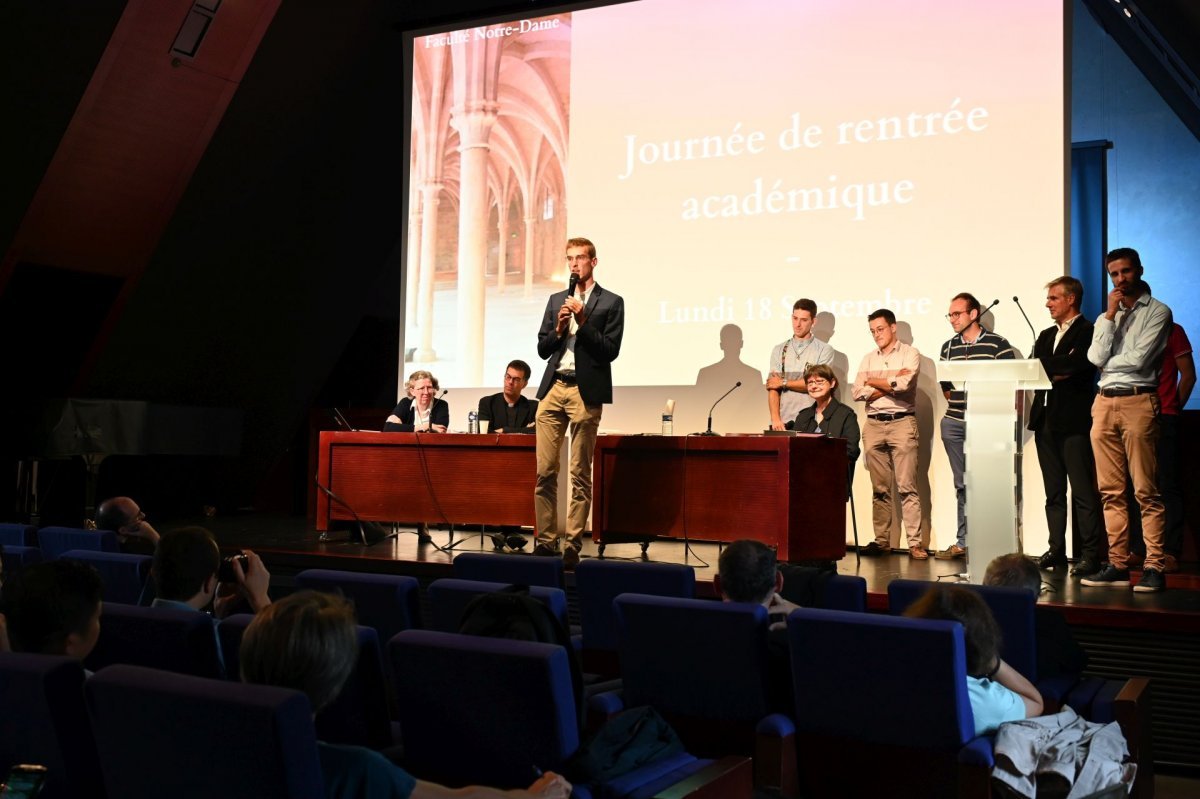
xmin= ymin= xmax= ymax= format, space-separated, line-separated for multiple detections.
xmin=1028 ymin=276 xmax=1104 ymax=577
xmin=533 ymin=237 xmax=624 ymax=568
xmin=478 ymin=359 xmax=539 ymax=433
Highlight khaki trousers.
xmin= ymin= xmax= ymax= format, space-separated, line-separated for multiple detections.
xmin=534 ymin=380 xmax=603 ymax=549
xmin=1090 ymin=393 xmax=1164 ymax=570
xmin=862 ymin=416 xmax=924 ymax=547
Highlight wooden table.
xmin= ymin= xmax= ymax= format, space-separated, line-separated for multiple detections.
xmin=315 ymin=431 xmax=536 ymax=530
xmin=592 ymin=434 xmax=848 ymax=562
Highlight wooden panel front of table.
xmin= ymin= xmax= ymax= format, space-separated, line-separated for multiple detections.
xmin=315 ymin=431 xmax=536 ymax=530
xmin=593 ymin=434 xmax=847 ymax=562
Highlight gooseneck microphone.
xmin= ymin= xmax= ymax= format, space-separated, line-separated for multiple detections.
xmin=977 ymin=298 xmax=1000 ymax=332
xmin=1012 ymin=296 xmax=1038 ymax=357
xmin=696 ymin=381 xmax=742 ymax=436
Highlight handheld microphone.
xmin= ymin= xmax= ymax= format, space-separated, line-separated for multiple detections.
xmin=1013 ymin=296 xmax=1038 ymax=357
xmin=567 ymin=273 xmax=579 ymax=296
xmin=696 ymin=381 xmax=741 ymax=436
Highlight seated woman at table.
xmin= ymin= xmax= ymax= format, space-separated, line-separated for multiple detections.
xmin=385 ymin=370 xmax=449 ymax=433
xmin=788 ymin=363 xmax=860 ymax=477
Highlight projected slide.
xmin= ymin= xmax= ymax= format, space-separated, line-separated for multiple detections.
xmin=404 ymin=0 xmax=1064 ymax=390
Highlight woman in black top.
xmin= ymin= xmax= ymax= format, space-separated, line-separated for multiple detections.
xmin=386 ymin=370 xmax=449 ymax=432
xmin=789 ymin=363 xmax=860 ymax=478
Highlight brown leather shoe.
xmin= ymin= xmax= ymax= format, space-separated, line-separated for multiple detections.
xmin=935 ymin=545 xmax=967 ymax=560
xmin=909 ymin=546 xmax=929 ymax=560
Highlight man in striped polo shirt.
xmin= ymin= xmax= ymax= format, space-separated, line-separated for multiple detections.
xmin=935 ymin=293 xmax=1016 ymax=560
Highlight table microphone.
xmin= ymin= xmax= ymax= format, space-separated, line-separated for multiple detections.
xmin=696 ymin=381 xmax=741 ymax=436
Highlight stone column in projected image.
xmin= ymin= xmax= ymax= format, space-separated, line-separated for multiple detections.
xmin=405 ymin=176 xmax=421 ymax=337
xmin=497 ymin=196 xmax=509 ymax=294
xmin=451 ymin=101 xmax=499 ymax=385
xmin=523 ymin=214 xmax=537 ymax=299
xmin=415 ymin=181 xmax=443 ymax=361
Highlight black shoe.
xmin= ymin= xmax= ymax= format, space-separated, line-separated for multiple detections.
xmin=490 ymin=533 xmax=507 ymax=550
xmin=1070 ymin=559 xmax=1101 ymax=578
xmin=416 ymin=523 xmax=433 ymax=544
xmin=1036 ymin=551 xmax=1068 ymax=570
xmin=505 ymin=533 xmax=528 ymax=550
xmin=562 ymin=546 xmax=581 ymax=570
xmin=1133 ymin=567 xmax=1165 ymax=593
xmin=1080 ymin=564 xmax=1130 ymax=587
xmin=532 ymin=543 xmax=558 ymax=557
xmin=860 ymin=542 xmax=887 ymax=557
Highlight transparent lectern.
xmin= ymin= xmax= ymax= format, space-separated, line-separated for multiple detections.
xmin=938 ymin=359 xmax=1051 ymax=582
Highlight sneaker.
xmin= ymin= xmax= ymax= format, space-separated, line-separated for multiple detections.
xmin=1070 ymin=559 xmax=1102 ymax=578
xmin=1036 ymin=550 xmax=1067 ymax=570
xmin=909 ymin=546 xmax=929 ymax=560
xmin=562 ymin=546 xmax=581 ymax=570
xmin=1080 ymin=564 xmax=1130 ymax=587
xmin=1133 ymin=567 xmax=1166 ymax=593
xmin=860 ymin=542 xmax=888 ymax=557
xmin=935 ymin=545 xmax=966 ymax=561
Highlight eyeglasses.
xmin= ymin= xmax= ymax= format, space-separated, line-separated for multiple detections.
xmin=945 ymin=311 xmax=967 ymax=320
xmin=805 ymin=377 xmax=830 ymax=386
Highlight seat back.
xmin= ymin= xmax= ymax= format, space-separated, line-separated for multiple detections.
xmin=887 ymin=578 xmax=1038 ymax=680
xmin=84 ymin=603 xmax=224 ymax=679
xmin=219 ymin=614 xmax=394 ymax=750
xmin=614 ymin=594 xmax=775 ymax=756
xmin=575 ymin=559 xmax=694 ymax=653
xmin=59 ymin=550 xmax=151 ymax=605
xmin=787 ymin=608 xmax=984 ymax=798
xmin=427 ymin=578 xmax=568 ymax=632
xmin=294 ymin=568 xmax=421 ymax=643
xmin=820 ymin=574 xmax=868 ymax=612
xmin=0 ymin=543 xmax=43 ymax=577
xmin=452 ymin=551 xmax=564 ymax=589
xmin=36 ymin=527 xmax=120 ymax=560
xmin=0 ymin=522 xmax=36 ymax=546
xmin=0 ymin=653 xmax=105 ymax=799
xmin=388 ymin=629 xmax=578 ymax=789
xmin=85 ymin=664 xmax=323 ymax=799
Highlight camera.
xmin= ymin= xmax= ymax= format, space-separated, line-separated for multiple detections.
xmin=217 ymin=552 xmax=249 ymax=583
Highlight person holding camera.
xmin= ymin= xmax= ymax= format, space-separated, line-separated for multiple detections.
xmin=152 ymin=526 xmax=271 ymax=618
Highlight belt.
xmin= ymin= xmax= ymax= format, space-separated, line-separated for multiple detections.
xmin=555 ymin=372 xmax=578 ymax=386
xmin=1098 ymin=386 xmax=1154 ymax=398
xmin=868 ymin=412 xmax=913 ymax=422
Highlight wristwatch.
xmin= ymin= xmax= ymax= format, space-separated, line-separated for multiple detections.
xmin=889 ymin=380 xmax=898 ymax=392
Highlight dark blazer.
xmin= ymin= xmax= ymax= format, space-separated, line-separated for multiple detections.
xmin=1027 ymin=316 xmax=1098 ymax=435
xmin=535 ymin=283 xmax=624 ymax=406
xmin=477 ymin=393 xmax=538 ymax=431
xmin=789 ymin=397 xmax=861 ymax=467
xmin=385 ymin=397 xmax=449 ymax=432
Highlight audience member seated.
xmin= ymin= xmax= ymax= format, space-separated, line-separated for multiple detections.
xmin=385 ymin=370 xmax=449 ymax=433
xmin=95 ymin=495 xmax=161 ymax=555
xmin=239 ymin=591 xmax=571 ymax=799
xmin=905 ymin=585 xmax=1044 ymax=736
xmin=0 ymin=559 xmax=103 ymax=661
xmin=152 ymin=526 xmax=271 ymax=619
xmin=714 ymin=539 xmax=800 ymax=713
xmin=983 ymin=553 xmax=1089 ymax=680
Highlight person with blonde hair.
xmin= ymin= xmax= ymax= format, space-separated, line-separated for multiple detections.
xmin=386 ymin=370 xmax=449 ymax=433
xmin=240 ymin=591 xmax=571 ymax=799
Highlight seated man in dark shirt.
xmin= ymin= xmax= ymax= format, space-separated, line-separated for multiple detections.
xmin=478 ymin=359 xmax=539 ymax=433
xmin=480 ymin=360 xmax=540 ymax=550
xmin=983 ymin=553 xmax=1088 ymax=679
xmin=714 ymin=539 xmax=801 ymax=714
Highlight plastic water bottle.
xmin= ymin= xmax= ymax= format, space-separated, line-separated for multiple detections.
xmin=661 ymin=413 xmax=673 ymax=436
xmin=467 ymin=410 xmax=479 ymax=434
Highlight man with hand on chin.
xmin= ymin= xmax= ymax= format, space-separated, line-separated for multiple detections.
xmin=1082 ymin=248 xmax=1172 ymax=593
